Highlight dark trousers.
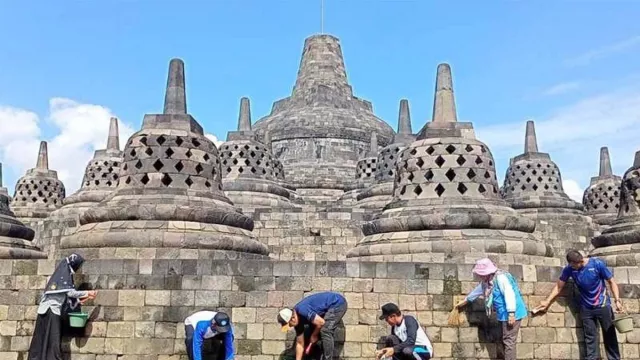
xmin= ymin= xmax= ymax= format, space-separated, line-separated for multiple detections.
xmin=185 ymin=325 xmax=225 ymax=360
xmin=581 ymin=306 xmax=620 ymax=360
xmin=384 ymin=335 xmax=431 ymax=360
xmin=318 ymin=302 xmax=348 ymax=360
xmin=27 ymin=310 xmax=63 ymax=360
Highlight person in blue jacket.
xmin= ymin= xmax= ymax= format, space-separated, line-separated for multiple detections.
xmin=455 ymin=258 xmax=528 ymax=360
xmin=184 ymin=311 xmax=234 ymax=360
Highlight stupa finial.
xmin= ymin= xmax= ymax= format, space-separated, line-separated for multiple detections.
xmin=238 ymin=97 xmax=252 ymax=131
xmin=599 ymin=147 xmax=613 ymax=177
xmin=432 ymin=63 xmax=458 ymax=123
xmin=398 ymin=99 xmax=412 ymax=135
xmin=107 ymin=117 xmax=120 ymax=150
xmin=36 ymin=141 xmax=48 ymax=170
xmin=524 ymin=120 xmax=539 ymax=154
xmin=369 ymin=132 xmax=378 ymax=156
xmin=163 ymin=58 xmax=187 ymax=115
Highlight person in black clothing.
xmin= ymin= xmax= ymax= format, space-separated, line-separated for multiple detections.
xmin=376 ymin=303 xmax=434 ymax=360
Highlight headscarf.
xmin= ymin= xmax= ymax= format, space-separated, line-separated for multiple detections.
xmin=44 ymin=253 xmax=85 ymax=295
xmin=472 ymin=258 xmax=501 ymax=317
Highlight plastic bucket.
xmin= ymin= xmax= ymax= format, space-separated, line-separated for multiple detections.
xmin=614 ymin=315 xmax=634 ymax=333
xmin=68 ymin=312 xmax=89 ymax=328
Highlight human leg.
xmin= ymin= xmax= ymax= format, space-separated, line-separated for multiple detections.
xmin=581 ymin=308 xmax=601 ymax=360
xmin=400 ymin=346 xmax=431 ymax=360
xmin=46 ymin=311 xmax=63 ymax=360
xmin=319 ymin=302 xmax=348 ymax=360
xmin=596 ymin=307 xmax=620 ymax=360
xmin=501 ymin=320 xmax=521 ymax=360
xmin=184 ymin=325 xmax=195 ymax=360
xmin=27 ymin=313 xmax=48 ymax=360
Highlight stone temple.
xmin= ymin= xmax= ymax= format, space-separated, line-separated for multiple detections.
xmin=1 ymin=33 xmax=639 ymax=360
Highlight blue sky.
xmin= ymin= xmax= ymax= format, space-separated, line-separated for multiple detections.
xmin=1 ymin=1 xmax=639 ymax=200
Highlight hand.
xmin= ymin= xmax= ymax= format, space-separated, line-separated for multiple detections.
xmin=376 ymin=348 xmax=393 ymax=359
xmin=507 ymin=313 xmax=516 ymax=327
xmin=614 ymin=299 xmax=624 ymax=313
xmin=309 ymin=334 xmax=319 ymax=345
xmin=87 ymin=290 xmax=97 ymax=299
xmin=455 ymin=299 xmax=468 ymax=309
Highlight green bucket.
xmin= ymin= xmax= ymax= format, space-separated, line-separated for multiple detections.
xmin=614 ymin=315 xmax=634 ymax=333
xmin=68 ymin=312 xmax=89 ymax=328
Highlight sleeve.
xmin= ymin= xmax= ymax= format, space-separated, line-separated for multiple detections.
xmin=67 ymin=289 xmax=89 ymax=298
xmin=193 ymin=321 xmax=208 ymax=360
xmin=224 ymin=326 xmax=235 ymax=360
xmin=559 ymin=266 xmax=572 ymax=282
xmin=466 ymin=283 xmax=484 ymax=302
xmin=295 ymin=304 xmax=317 ymax=324
xmin=597 ymin=259 xmax=613 ymax=280
xmin=393 ymin=316 xmax=418 ymax=352
xmin=495 ymin=274 xmax=517 ymax=313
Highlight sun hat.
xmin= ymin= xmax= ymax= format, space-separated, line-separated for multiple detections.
xmin=277 ymin=308 xmax=293 ymax=332
xmin=472 ymin=258 xmax=498 ymax=276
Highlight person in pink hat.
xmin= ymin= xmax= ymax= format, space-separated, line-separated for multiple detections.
xmin=454 ymin=258 xmax=528 ymax=360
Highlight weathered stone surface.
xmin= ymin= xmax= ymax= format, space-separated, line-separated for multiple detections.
xmin=349 ymin=64 xmax=554 ymax=264
xmin=253 ymin=34 xmax=394 ymax=191
xmin=60 ymin=59 xmax=268 ymax=257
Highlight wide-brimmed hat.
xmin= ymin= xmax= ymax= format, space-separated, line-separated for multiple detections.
xmin=472 ymin=258 xmax=498 ymax=276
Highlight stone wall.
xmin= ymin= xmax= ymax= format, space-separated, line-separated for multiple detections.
xmin=1 ymin=258 xmax=639 ymax=360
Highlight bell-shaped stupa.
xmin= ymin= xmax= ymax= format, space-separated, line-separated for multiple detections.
xmin=591 ymin=151 xmax=640 ymax=266
xmin=502 ymin=121 xmax=594 ymax=256
xmin=347 ymin=64 xmax=555 ymax=265
xmin=11 ymin=141 xmax=66 ymax=222
xmin=0 ymin=164 xmax=45 ymax=259
xmin=583 ymin=147 xmax=622 ymax=226
xmin=220 ymin=97 xmax=296 ymax=209
xmin=60 ymin=59 xmax=268 ymax=258
xmin=253 ymin=34 xmax=394 ymax=194
xmin=338 ymin=132 xmax=380 ymax=206
xmin=356 ymin=99 xmax=416 ymax=210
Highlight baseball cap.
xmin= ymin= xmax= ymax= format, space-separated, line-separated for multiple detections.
xmin=277 ymin=308 xmax=293 ymax=332
xmin=379 ymin=303 xmax=401 ymax=320
xmin=213 ymin=312 xmax=231 ymax=333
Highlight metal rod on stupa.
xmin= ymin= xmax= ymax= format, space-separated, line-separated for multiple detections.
xmin=599 ymin=147 xmax=613 ymax=177
xmin=432 ymin=63 xmax=458 ymax=123
xmin=524 ymin=120 xmax=539 ymax=153
xmin=36 ymin=141 xmax=48 ymax=170
xmin=106 ymin=117 xmax=120 ymax=150
xmin=398 ymin=99 xmax=412 ymax=134
xmin=163 ymin=58 xmax=187 ymax=115
xmin=238 ymin=97 xmax=252 ymax=131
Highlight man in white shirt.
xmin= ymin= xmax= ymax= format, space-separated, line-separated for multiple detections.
xmin=375 ymin=303 xmax=433 ymax=360
xmin=184 ymin=310 xmax=234 ymax=360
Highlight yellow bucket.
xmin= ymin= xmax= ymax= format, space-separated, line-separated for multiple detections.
xmin=613 ymin=315 xmax=634 ymax=333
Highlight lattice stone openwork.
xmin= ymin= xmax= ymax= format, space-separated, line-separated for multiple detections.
xmin=82 ymin=159 xmax=121 ymax=190
xmin=356 ymin=158 xmax=376 ymax=180
xmin=119 ymin=132 xmax=223 ymax=192
xmin=219 ymin=142 xmax=277 ymax=180
xmin=503 ymin=161 xmax=563 ymax=195
xmin=13 ymin=177 xmax=65 ymax=206
xmin=583 ymin=181 xmax=621 ymax=213
xmin=375 ymin=144 xmax=404 ymax=183
xmin=393 ymin=139 xmax=499 ymax=200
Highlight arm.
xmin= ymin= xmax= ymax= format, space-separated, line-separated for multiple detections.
xmin=310 ymin=314 xmax=325 ymax=341
xmin=224 ymin=326 xmax=235 ymax=360
xmin=192 ymin=322 xmax=208 ymax=360
xmin=541 ymin=279 xmax=566 ymax=307
xmin=495 ymin=274 xmax=517 ymax=313
xmin=295 ymin=333 xmax=305 ymax=360
xmin=392 ymin=316 xmax=419 ymax=353
xmin=466 ymin=283 xmax=484 ymax=302
xmin=600 ymin=260 xmax=623 ymax=310
xmin=67 ymin=289 xmax=89 ymax=298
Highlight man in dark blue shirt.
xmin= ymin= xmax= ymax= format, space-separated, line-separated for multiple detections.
xmin=535 ymin=250 xmax=623 ymax=360
xmin=277 ymin=292 xmax=348 ymax=360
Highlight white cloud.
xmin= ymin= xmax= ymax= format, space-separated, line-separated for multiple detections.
xmin=478 ymin=88 xmax=640 ymax=198
xmin=565 ymin=35 xmax=640 ymax=67
xmin=0 ymin=99 xmax=135 ymax=194
xmin=205 ymin=133 xmax=223 ymax=147
xmin=562 ymin=179 xmax=584 ymax=202
xmin=542 ymin=81 xmax=581 ymax=96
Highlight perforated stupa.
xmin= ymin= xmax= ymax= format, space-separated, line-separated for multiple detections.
xmin=356 ymin=99 xmax=415 ymax=210
xmin=11 ymin=141 xmax=66 ymax=222
xmin=61 ymin=59 xmax=268 ymax=258
xmin=582 ymin=147 xmax=622 ymax=226
xmin=347 ymin=64 xmax=555 ymax=265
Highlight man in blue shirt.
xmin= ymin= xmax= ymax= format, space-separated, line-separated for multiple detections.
xmin=277 ymin=292 xmax=348 ymax=360
xmin=535 ymin=250 xmax=623 ymax=360
xmin=184 ymin=311 xmax=234 ymax=360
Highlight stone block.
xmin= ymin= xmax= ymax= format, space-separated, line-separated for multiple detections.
xmin=233 ymin=308 xmax=257 ymax=323
xmin=145 ymin=290 xmax=171 ymax=306
xmin=107 ymin=321 xmax=135 ymax=338
xmin=118 ymin=290 xmax=146 ymax=307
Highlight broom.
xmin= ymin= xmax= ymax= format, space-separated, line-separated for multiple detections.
xmin=448 ymin=306 xmax=462 ymax=326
